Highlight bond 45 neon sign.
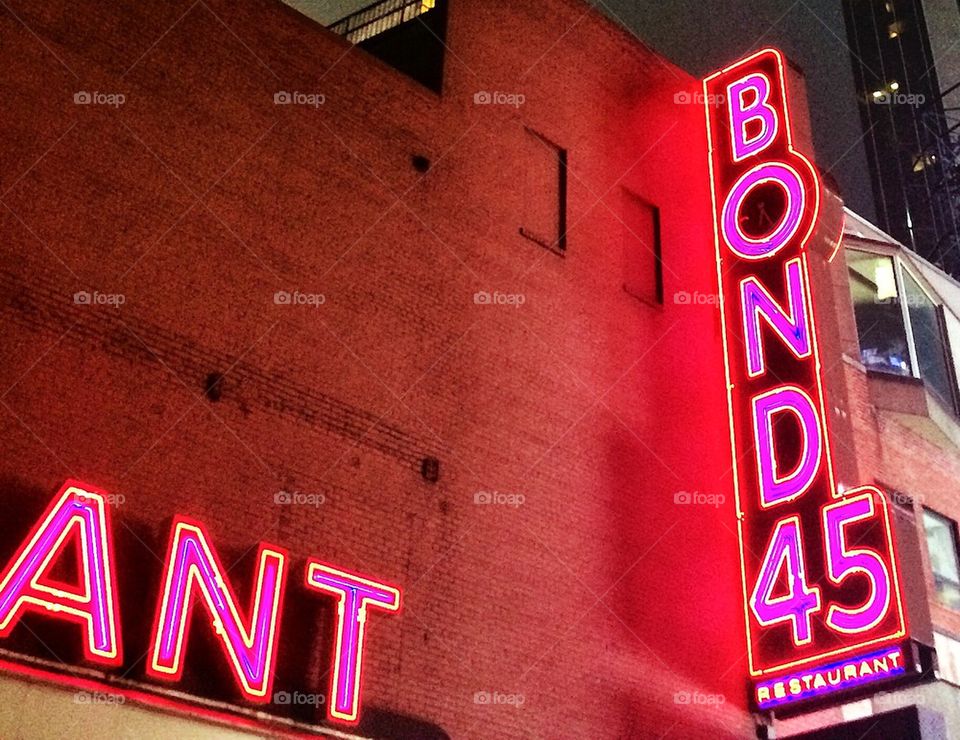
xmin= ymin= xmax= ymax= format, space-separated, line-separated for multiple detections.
xmin=0 ymin=480 xmax=399 ymax=728
xmin=703 ymin=49 xmax=909 ymax=709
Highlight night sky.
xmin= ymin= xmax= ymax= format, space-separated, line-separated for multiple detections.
xmin=598 ymin=0 xmax=877 ymax=220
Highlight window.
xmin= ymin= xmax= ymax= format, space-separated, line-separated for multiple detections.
xmin=294 ymin=0 xmax=448 ymax=92
xmin=847 ymin=249 xmax=960 ymax=413
xmin=923 ymin=509 xmax=960 ymax=609
xmin=519 ymin=128 xmax=567 ymax=253
xmin=847 ymin=250 xmax=912 ymax=375
xmin=902 ymin=270 xmax=956 ymax=408
xmin=621 ymin=189 xmax=662 ymax=305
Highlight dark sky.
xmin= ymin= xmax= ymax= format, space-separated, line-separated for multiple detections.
xmin=597 ymin=0 xmax=877 ymax=220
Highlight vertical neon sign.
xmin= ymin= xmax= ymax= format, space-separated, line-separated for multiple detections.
xmin=704 ymin=49 xmax=908 ymax=709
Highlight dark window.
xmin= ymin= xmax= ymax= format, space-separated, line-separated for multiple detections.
xmin=621 ymin=189 xmax=662 ymax=306
xmin=902 ymin=270 xmax=957 ymax=410
xmin=519 ymin=128 xmax=567 ymax=253
xmin=923 ymin=508 xmax=960 ymax=609
xmin=319 ymin=0 xmax=448 ymax=93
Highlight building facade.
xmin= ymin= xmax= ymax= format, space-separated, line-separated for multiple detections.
xmin=841 ymin=0 xmax=960 ymax=275
xmin=774 ymin=209 xmax=960 ymax=737
xmin=4 ymin=0 xmax=960 ymax=738
xmin=0 ymin=0 xmax=762 ymax=737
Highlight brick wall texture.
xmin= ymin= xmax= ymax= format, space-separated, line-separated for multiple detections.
xmin=0 ymin=0 xmax=775 ymax=737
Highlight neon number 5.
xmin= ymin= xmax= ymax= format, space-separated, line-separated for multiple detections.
xmin=750 ymin=517 xmax=821 ymax=644
xmin=823 ymin=494 xmax=892 ymax=633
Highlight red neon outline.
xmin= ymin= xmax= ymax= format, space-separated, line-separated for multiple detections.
xmin=0 ymin=481 xmax=122 ymax=666
xmin=826 ymin=211 xmax=846 ymax=264
xmin=704 ymin=48 xmax=907 ymax=678
xmin=304 ymin=560 xmax=400 ymax=725
xmin=146 ymin=517 xmax=287 ymax=703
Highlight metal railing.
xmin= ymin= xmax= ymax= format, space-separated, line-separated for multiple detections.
xmin=328 ymin=0 xmax=436 ymax=44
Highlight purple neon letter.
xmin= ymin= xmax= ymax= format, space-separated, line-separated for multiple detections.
xmin=753 ymin=386 xmax=823 ymax=506
xmin=750 ymin=517 xmax=821 ymax=644
xmin=0 ymin=484 xmax=120 ymax=663
xmin=741 ymin=259 xmax=812 ymax=376
xmin=306 ymin=562 xmax=400 ymax=724
xmin=721 ymin=162 xmax=805 ymax=258
xmin=149 ymin=521 xmax=286 ymax=701
xmin=824 ymin=496 xmax=892 ymax=632
xmin=728 ymin=73 xmax=777 ymax=160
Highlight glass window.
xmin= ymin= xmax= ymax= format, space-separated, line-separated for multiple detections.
xmin=924 ymin=509 xmax=960 ymax=609
xmin=902 ymin=270 xmax=956 ymax=409
xmin=847 ymin=250 xmax=912 ymax=375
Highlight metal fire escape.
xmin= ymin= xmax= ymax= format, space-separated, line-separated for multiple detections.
xmin=913 ymin=80 xmax=960 ymax=276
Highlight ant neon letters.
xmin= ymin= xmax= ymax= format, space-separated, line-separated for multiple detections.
xmin=0 ymin=480 xmax=399 ymax=726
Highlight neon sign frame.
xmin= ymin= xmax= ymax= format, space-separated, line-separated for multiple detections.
xmin=703 ymin=48 xmax=909 ymax=709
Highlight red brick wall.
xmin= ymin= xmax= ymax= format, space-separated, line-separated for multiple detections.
xmin=0 ymin=0 xmax=758 ymax=736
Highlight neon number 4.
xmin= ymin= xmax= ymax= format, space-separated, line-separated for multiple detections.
xmin=823 ymin=494 xmax=892 ymax=633
xmin=750 ymin=517 xmax=821 ymax=644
